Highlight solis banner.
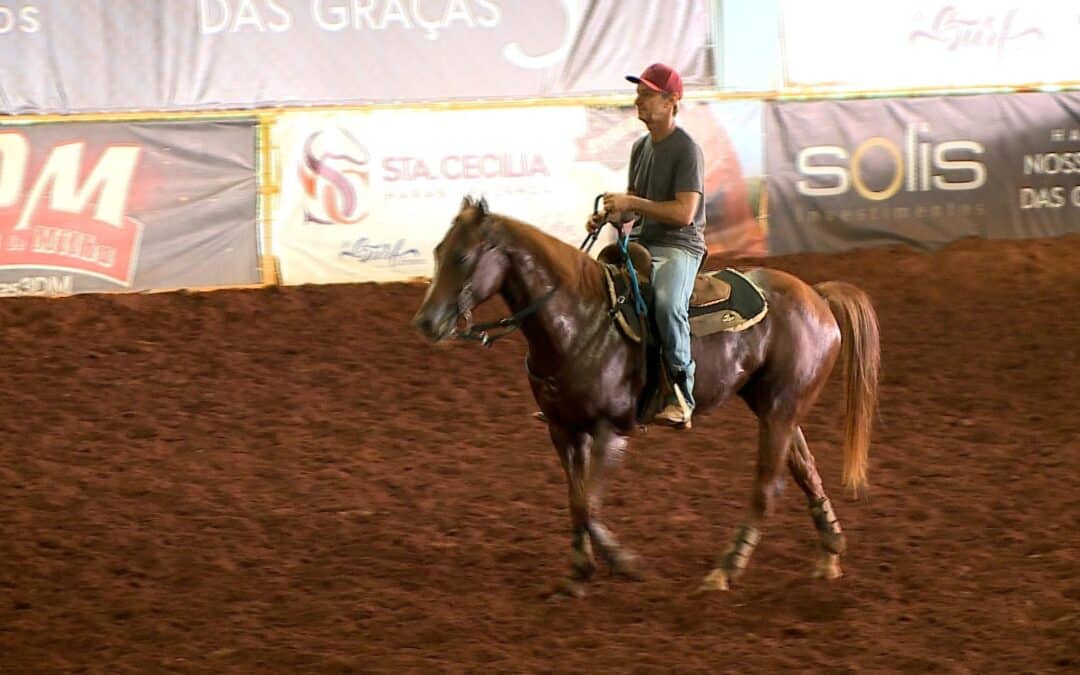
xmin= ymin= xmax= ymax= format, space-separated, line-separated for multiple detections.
xmin=0 ymin=120 xmax=260 ymax=296
xmin=271 ymin=102 xmax=765 ymax=284
xmin=2 ymin=0 xmax=712 ymax=114
xmin=765 ymin=91 xmax=1080 ymax=255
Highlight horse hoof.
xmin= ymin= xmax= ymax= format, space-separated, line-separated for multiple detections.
xmin=812 ymin=555 xmax=843 ymax=580
xmin=695 ymin=568 xmax=731 ymax=593
xmin=609 ymin=552 xmax=645 ymax=581
xmin=549 ymin=578 xmax=587 ymax=599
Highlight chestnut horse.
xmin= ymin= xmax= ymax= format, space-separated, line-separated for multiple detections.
xmin=413 ymin=197 xmax=880 ymax=596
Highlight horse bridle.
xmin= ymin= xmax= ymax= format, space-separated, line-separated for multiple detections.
xmin=451 ymin=195 xmax=613 ymax=348
xmin=449 ymin=234 xmax=558 ymax=348
xmin=453 ymin=281 xmax=558 ymax=347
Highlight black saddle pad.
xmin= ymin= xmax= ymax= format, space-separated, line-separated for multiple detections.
xmin=688 ymin=269 xmax=768 ymax=336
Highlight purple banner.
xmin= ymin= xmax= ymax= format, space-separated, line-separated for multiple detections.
xmin=766 ymin=92 xmax=1080 ymax=254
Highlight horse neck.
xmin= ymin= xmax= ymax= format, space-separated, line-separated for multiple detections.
xmin=495 ymin=219 xmax=605 ymax=360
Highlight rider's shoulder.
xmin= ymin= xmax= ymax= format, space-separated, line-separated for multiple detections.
xmin=673 ymin=126 xmax=701 ymax=146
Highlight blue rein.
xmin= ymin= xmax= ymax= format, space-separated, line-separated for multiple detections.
xmin=618 ymin=231 xmax=648 ymax=317
xmin=581 ymin=193 xmax=647 ymax=318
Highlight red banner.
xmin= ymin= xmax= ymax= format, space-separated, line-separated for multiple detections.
xmin=0 ymin=121 xmax=260 ymax=296
xmin=0 ymin=134 xmax=142 ymax=284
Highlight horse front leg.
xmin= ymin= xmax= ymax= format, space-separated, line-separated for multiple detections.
xmin=584 ymin=423 xmax=643 ymax=580
xmin=549 ymin=425 xmax=596 ymax=597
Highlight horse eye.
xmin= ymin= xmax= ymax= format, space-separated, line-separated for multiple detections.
xmin=454 ymin=252 xmax=469 ymax=266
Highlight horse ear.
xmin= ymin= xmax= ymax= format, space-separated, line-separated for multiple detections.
xmin=477 ymin=197 xmax=489 ymax=217
xmin=478 ymin=214 xmax=502 ymax=243
xmin=460 ymin=195 xmax=474 ymax=211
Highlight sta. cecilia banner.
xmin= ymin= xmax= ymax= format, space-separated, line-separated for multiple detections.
xmin=271 ymin=102 xmax=765 ymax=284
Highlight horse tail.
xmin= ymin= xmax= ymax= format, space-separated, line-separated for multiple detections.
xmin=815 ymin=281 xmax=881 ymax=494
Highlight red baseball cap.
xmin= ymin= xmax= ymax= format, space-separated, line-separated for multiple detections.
xmin=627 ymin=63 xmax=683 ymax=98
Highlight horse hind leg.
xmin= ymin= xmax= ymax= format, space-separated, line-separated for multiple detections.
xmin=698 ymin=417 xmax=792 ymax=592
xmin=788 ymin=426 xmax=845 ymax=580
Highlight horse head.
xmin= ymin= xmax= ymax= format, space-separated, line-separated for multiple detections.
xmin=412 ymin=195 xmax=511 ymax=341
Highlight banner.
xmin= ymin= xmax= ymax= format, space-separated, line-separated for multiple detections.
xmin=765 ymin=92 xmax=1080 ymax=255
xmin=272 ymin=101 xmax=764 ymax=284
xmin=780 ymin=0 xmax=1080 ymax=90
xmin=3 ymin=0 xmax=712 ymax=114
xmin=0 ymin=120 xmax=260 ymax=296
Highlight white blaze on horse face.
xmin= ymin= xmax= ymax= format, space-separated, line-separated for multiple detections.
xmin=424 ymin=254 xmax=459 ymax=314
xmin=420 ymin=257 xmax=441 ymax=308
xmin=416 ymin=238 xmax=470 ymax=339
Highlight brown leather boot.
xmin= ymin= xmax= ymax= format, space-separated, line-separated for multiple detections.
xmin=652 ymin=402 xmax=692 ymax=429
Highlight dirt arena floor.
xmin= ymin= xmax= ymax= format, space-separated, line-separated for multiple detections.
xmin=1 ymin=234 xmax=1077 ymax=673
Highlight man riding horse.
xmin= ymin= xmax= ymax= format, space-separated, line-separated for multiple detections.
xmin=596 ymin=62 xmax=706 ymax=430
xmin=412 ymin=65 xmax=880 ymax=596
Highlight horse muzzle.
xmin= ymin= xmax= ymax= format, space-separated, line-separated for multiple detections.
xmin=411 ymin=305 xmax=461 ymax=342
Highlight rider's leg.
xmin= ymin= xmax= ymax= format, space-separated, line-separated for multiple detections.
xmin=648 ymin=245 xmax=702 ymax=424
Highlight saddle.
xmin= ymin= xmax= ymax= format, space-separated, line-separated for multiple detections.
xmin=599 ymin=243 xmax=768 ymax=342
xmin=598 ymin=242 xmax=769 ymax=424
xmin=598 ymin=242 xmax=652 ymax=344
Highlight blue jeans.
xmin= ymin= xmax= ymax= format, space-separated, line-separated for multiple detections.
xmin=643 ymin=244 xmax=702 ymax=410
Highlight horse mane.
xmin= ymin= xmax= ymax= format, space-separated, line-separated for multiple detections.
xmin=485 ymin=213 xmax=604 ymax=296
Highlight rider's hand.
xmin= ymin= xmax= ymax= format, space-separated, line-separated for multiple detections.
xmin=585 ymin=212 xmax=604 ymax=233
xmin=602 ymin=192 xmax=634 ymax=214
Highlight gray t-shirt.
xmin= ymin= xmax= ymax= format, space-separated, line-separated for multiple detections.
xmin=627 ymin=126 xmax=706 ymax=257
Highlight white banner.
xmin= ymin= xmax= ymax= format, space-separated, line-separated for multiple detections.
xmin=780 ymin=0 xmax=1080 ymax=89
xmin=271 ymin=101 xmax=766 ymax=283
xmin=272 ymin=108 xmax=621 ymax=283
xmin=2 ymin=0 xmax=712 ymax=114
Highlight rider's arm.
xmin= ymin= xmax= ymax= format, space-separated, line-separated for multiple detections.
xmin=612 ymin=191 xmax=701 ymax=229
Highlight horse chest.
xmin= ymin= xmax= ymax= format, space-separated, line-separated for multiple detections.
xmin=529 ymin=371 xmax=587 ymax=402
xmin=527 ymin=355 xmax=636 ymax=430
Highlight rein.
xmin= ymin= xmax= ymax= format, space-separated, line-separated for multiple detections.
xmin=584 ymin=194 xmax=646 ymax=315
xmin=453 ymin=283 xmax=558 ymax=348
